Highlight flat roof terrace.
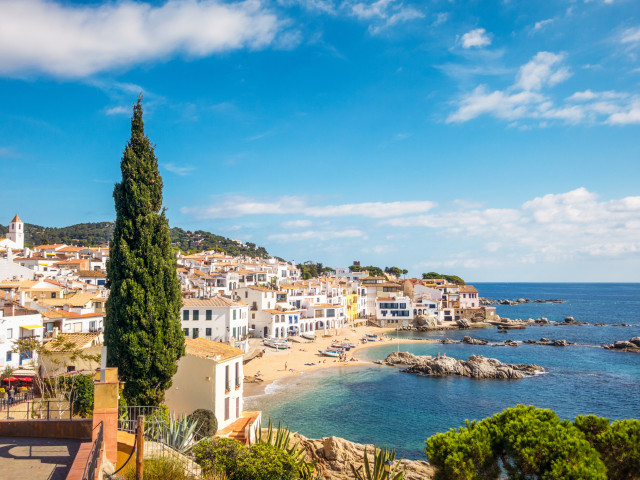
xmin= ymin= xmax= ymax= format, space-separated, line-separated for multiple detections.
xmin=0 ymin=436 xmax=82 ymax=480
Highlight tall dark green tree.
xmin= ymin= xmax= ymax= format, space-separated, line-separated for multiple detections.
xmin=105 ymin=97 xmax=184 ymax=406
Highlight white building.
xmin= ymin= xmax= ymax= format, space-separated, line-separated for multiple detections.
xmin=165 ymin=338 xmax=246 ymax=432
xmin=375 ymin=295 xmax=413 ymax=327
xmin=181 ymin=297 xmax=249 ymax=352
xmin=0 ymin=301 xmax=43 ymax=368
xmin=0 ymin=215 xmax=24 ymax=250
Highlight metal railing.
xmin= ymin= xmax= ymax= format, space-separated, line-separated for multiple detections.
xmin=118 ymin=406 xmax=205 ymax=478
xmin=1 ymin=396 xmax=73 ymax=420
xmin=82 ymin=421 xmax=104 ymax=480
xmin=0 ymin=390 xmax=34 ymax=411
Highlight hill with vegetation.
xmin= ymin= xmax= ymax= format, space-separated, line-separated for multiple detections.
xmin=0 ymin=221 xmax=270 ymax=258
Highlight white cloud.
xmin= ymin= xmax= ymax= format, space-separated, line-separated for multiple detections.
xmin=460 ymin=28 xmax=491 ymax=49
xmin=281 ymin=219 xmax=313 ymax=228
xmin=621 ymin=26 xmax=640 ymax=45
xmin=515 ymin=52 xmax=570 ymax=91
xmin=268 ymin=229 xmax=365 ymax=242
xmin=384 ymin=188 xmax=640 ymax=263
xmin=163 ymin=162 xmax=195 ymax=176
xmin=533 ymin=19 xmax=553 ymax=31
xmin=432 ymin=12 xmax=448 ymax=27
xmin=0 ymin=0 xmax=282 ymax=78
xmin=182 ymin=196 xmax=437 ymax=219
xmin=348 ymin=0 xmax=424 ymax=34
xmin=448 ymin=52 xmax=640 ymax=125
xmin=105 ymin=106 xmax=130 ymax=116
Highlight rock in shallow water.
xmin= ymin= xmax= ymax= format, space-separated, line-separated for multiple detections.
xmin=384 ymin=352 xmax=544 ymax=379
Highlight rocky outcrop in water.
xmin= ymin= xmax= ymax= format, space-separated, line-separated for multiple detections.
xmin=522 ymin=338 xmax=574 ymax=346
xmin=480 ymin=297 xmax=564 ymax=306
xmin=295 ymin=434 xmax=435 ymax=480
xmin=463 ymin=336 xmax=488 ymax=345
xmin=602 ymin=337 xmax=640 ymax=353
xmin=385 ymin=352 xmax=544 ymax=379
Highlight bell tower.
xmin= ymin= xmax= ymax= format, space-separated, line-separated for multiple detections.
xmin=7 ymin=214 xmax=24 ymax=249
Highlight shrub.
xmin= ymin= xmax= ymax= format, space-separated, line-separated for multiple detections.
xmin=426 ymin=405 xmax=607 ymax=480
xmin=189 ymin=408 xmax=218 ymax=437
xmin=69 ymin=374 xmax=94 ymax=418
xmin=123 ymin=455 xmax=228 ymax=480
xmin=235 ymin=443 xmax=299 ymax=480
xmin=193 ymin=437 xmax=245 ymax=476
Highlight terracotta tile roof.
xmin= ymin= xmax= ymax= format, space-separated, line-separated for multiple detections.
xmin=182 ymin=297 xmax=246 ymax=308
xmin=76 ymin=270 xmax=106 ymax=278
xmin=41 ymin=292 xmax=97 ymax=307
xmin=311 ymin=303 xmax=341 ymax=309
xmin=11 ymin=214 xmax=22 ymax=223
xmin=59 ymin=246 xmax=84 ymax=253
xmin=35 ymin=244 xmax=66 ymax=250
xmin=184 ymin=337 xmax=243 ymax=361
xmin=43 ymin=333 xmax=103 ymax=352
xmin=247 ymin=286 xmax=282 ymax=293
xmin=459 ymin=285 xmax=478 ymax=293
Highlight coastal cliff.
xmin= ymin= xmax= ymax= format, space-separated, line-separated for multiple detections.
xmin=295 ymin=434 xmax=435 ymax=480
xmin=385 ymin=352 xmax=544 ymax=379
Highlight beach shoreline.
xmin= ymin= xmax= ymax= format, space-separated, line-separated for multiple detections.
xmin=243 ymin=324 xmax=446 ymax=396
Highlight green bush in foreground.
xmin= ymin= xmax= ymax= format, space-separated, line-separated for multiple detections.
xmin=426 ymin=405 xmax=609 ymax=480
xmin=124 ymin=455 xmax=228 ymax=480
xmin=234 ymin=443 xmax=299 ymax=480
xmin=193 ymin=437 xmax=245 ymax=476
xmin=189 ymin=408 xmax=218 ymax=437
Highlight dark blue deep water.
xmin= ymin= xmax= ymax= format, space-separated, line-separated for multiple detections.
xmin=246 ymin=284 xmax=640 ymax=459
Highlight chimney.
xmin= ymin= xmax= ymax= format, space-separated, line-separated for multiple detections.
xmin=19 ymin=291 xmax=26 ymax=306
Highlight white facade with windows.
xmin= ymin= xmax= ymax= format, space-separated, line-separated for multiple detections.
xmin=0 ymin=304 xmax=43 ymax=368
xmin=181 ymin=297 xmax=249 ymax=352
xmin=375 ymin=295 xmax=414 ymax=326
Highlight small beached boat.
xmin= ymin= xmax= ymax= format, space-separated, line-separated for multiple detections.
xmin=263 ymin=338 xmax=291 ymax=349
xmin=301 ymin=332 xmax=316 ymax=340
xmin=364 ymin=334 xmax=379 ymax=342
xmin=318 ymin=350 xmax=341 ymax=357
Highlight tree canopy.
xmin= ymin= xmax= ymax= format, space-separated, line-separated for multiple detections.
xmin=105 ymin=97 xmax=185 ymax=406
xmin=425 ymin=405 xmax=640 ymax=480
xmin=421 ymin=272 xmax=466 ymax=285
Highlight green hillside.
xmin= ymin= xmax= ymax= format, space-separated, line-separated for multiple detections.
xmin=0 ymin=221 xmax=270 ymax=258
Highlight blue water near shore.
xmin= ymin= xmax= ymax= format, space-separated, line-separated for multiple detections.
xmin=245 ymin=283 xmax=640 ymax=459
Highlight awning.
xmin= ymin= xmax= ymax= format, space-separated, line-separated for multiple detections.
xmin=21 ymin=324 xmax=44 ymax=330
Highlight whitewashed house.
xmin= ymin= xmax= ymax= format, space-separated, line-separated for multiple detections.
xmin=181 ymin=297 xmax=249 ymax=352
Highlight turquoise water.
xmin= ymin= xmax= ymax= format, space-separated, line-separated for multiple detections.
xmin=245 ymin=284 xmax=640 ymax=459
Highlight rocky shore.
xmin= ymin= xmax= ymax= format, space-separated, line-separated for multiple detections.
xmin=295 ymin=434 xmax=435 ymax=480
xmin=523 ymin=338 xmax=574 ymax=346
xmin=480 ymin=297 xmax=564 ymax=305
xmin=385 ymin=352 xmax=544 ymax=379
xmin=602 ymin=337 xmax=640 ymax=353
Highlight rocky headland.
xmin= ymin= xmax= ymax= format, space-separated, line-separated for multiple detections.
xmin=385 ymin=352 xmax=544 ymax=379
xmin=602 ymin=337 xmax=640 ymax=353
xmin=523 ymin=338 xmax=574 ymax=346
xmin=295 ymin=434 xmax=435 ymax=480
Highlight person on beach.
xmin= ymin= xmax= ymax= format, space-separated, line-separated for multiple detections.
xmin=8 ymin=386 xmax=15 ymax=404
xmin=285 ymin=362 xmax=288 ymax=371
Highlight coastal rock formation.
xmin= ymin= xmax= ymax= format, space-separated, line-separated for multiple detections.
xmin=561 ymin=317 xmax=586 ymax=325
xmin=295 ymin=434 xmax=435 ymax=480
xmin=463 ymin=336 xmax=488 ymax=345
xmin=385 ymin=352 xmax=544 ymax=379
xmin=441 ymin=338 xmax=456 ymax=344
xmin=523 ymin=338 xmax=574 ymax=346
xmin=480 ymin=297 xmax=564 ymax=306
xmin=602 ymin=338 xmax=640 ymax=353
xmin=456 ymin=318 xmax=471 ymax=329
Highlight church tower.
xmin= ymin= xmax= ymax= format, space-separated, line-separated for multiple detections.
xmin=7 ymin=214 xmax=24 ymax=249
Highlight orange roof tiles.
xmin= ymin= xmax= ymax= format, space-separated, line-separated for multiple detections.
xmin=184 ymin=337 xmax=243 ymax=361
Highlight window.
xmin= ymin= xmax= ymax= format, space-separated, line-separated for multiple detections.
xmin=6 ymin=351 xmax=11 ymax=362
xmin=235 ymin=362 xmax=240 ymax=388
xmin=224 ymin=397 xmax=230 ymax=421
xmin=236 ymin=397 xmax=240 ymax=418
xmin=252 ymin=313 xmax=255 ymax=320
xmin=193 ymin=310 xmax=199 ymax=321
xmin=225 ymin=365 xmax=230 ymax=391
xmin=245 ymin=291 xmax=248 ymax=298
xmin=206 ymin=328 xmax=212 ymax=336
xmin=7 ymin=328 xmax=12 ymax=339
xmin=183 ymin=310 xmax=189 ymax=321
xmin=206 ymin=310 xmax=212 ymax=320
xmin=183 ymin=328 xmax=189 ymax=336
xmin=192 ymin=328 xmax=199 ymax=338
xmin=233 ymin=309 xmax=237 ymax=320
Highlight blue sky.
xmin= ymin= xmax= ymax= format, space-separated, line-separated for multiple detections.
xmin=1 ymin=0 xmax=639 ymax=281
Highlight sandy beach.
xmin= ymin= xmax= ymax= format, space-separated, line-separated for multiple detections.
xmin=243 ymin=324 xmax=445 ymax=395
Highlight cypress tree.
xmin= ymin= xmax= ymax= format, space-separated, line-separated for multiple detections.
xmin=105 ymin=96 xmax=184 ymax=406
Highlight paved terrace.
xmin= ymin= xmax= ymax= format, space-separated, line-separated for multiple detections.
xmin=0 ymin=436 xmax=82 ymax=480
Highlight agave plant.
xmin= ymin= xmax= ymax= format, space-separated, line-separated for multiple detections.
xmin=143 ymin=407 xmax=201 ymax=454
xmin=257 ymin=418 xmax=316 ymax=479
xmin=351 ymin=446 xmax=405 ymax=480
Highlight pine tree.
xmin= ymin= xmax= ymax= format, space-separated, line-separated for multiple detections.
xmin=105 ymin=96 xmax=184 ymax=406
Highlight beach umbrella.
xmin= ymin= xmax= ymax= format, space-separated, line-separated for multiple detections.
xmin=4 ymin=377 xmax=18 ymax=382
xmin=22 ymin=377 xmax=33 ymax=382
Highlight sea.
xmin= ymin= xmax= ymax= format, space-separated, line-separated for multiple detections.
xmin=245 ymin=283 xmax=640 ymax=459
